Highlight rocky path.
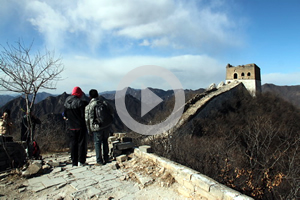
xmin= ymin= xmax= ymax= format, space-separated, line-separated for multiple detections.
xmin=0 ymin=150 xmax=185 ymax=200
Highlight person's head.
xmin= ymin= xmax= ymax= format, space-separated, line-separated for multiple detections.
xmin=89 ymin=89 xmax=99 ymax=99
xmin=3 ymin=109 xmax=11 ymax=118
xmin=72 ymin=86 xmax=83 ymax=98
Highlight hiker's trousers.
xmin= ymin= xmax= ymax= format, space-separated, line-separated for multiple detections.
xmin=69 ymin=129 xmax=86 ymax=166
xmin=93 ymin=127 xmax=110 ymax=164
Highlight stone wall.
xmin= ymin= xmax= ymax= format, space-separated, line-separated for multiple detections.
xmin=0 ymin=136 xmax=26 ymax=171
xmin=170 ymin=81 xmax=249 ymax=136
xmin=135 ymin=146 xmax=254 ymax=200
xmin=141 ymin=82 xmax=250 ymax=150
xmin=136 ymin=79 xmax=257 ymax=199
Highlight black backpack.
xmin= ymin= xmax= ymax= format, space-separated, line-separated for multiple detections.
xmin=93 ymin=100 xmax=113 ymax=129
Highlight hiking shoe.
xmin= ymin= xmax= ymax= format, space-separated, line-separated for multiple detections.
xmin=95 ymin=163 xmax=103 ymax=166
xmin=104 ymin=159 xmax=112 ymax=164
xmin=78 ymin=162 xmax=88 ymax=166
xmin=72 ymin=163 xmax=78 ymax=167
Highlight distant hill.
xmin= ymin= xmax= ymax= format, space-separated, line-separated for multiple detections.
xmin=34 ymin=92 xmax=70 ymax=116
xmin=262 ymin=84 xmax=300 ymax=108
xmin=101 ymin=87 xmax=205 ymax=102
xmin=0 ymin=95 xmax=15 ymax=107
xmin=100 ymin=87 xmax=176 ymax=101
xmin=0 ymin=96 xmax=27 ymax=119
xmin=32 ymin=92 xmax=56 ymax=103
xmin=2 ymin=84 xmax=300 ymax=134
xmin=2 ymin=83 xmax=300 ymax=114
xmin=0 ymin=88 xmax=174 ymax=107
xmin=0 ymin=92 xmax=54 ymax=108
xmin=0 ymin=87 xmax=204 ymax=134
xmin=99 ymin=90 xmax=115 ymax=100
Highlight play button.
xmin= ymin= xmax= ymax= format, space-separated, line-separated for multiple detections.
xmin=115 ymin=65 xmax=185 ymax=135
xmin=141 ymin=87 xmax=163 ymax=117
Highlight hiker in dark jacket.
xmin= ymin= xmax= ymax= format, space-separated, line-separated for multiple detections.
xmin=85 ymin=89 xmax=114 ymax=165
xmin=64 ymin=86 xmax=87 ymax=166
xmin=21 ymin=112 xmax=41 ymax=142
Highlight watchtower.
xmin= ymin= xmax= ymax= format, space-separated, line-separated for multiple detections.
xmin=225 ymin=63 xmax=261 ymax=95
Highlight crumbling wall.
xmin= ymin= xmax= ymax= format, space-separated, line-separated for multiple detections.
xmin=133 ymin=146 xmax=253 ymax=200
xmin=172 ymin=82 xmax=250 ymax=136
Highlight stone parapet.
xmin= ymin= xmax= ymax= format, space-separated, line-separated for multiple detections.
xmin=134 ymin=147 xmax=254 ymax=200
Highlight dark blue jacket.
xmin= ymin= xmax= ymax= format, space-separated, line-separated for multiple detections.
xmin=64 ymin=95 xmax=86 ymax=130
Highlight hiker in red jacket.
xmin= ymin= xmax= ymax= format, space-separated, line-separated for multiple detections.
xmin=64 ymin=86 xmax=87 ymax=166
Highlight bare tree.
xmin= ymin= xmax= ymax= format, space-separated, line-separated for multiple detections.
xmin=0 ymin=40 xmax=64 ymax=144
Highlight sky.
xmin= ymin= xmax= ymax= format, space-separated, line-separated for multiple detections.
xmin=0 ymin=0 xmax=299 ymax=95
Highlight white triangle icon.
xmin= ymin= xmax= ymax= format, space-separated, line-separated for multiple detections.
xmin=141 ymin=88 xmax=163 ymax=117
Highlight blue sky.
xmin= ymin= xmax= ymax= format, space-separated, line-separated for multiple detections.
xmin=0 ymin=0 xmax=299 ymax=94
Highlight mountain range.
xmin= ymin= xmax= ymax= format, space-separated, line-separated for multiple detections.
xmin=1 ymin=83 xmax=300 ymax=108
xmin=0 ymin=92 xmax=55 ymax=107
xmin=0 ymin=84 xmax=300 ymax=133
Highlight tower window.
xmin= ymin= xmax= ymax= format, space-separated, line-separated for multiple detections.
xmin=234 ymin=73 xmax=238 ymax=79
xmin=241 ymin=72 xmax=245 ymax=77
xmin=247 ymin=72 xmax=251 ymax=76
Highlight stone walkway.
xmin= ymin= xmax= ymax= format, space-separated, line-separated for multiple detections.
xmin=0 ymin=151 xmax=185 ymax=200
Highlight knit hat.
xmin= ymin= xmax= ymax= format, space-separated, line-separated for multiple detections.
xmin=72 ymin=86 xmax=83 ymax=98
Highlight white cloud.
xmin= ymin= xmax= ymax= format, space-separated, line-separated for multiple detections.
xmin=54 ymin=54 xmax=225 ymax=94
xmin=139 ymin=40 xmax=150 ymax=46
xmin=25 ymin=1 xmax=69 ymax=50
xmin=18 ymin=0 xmax=243 ymax=53
xmin=152 ymin=37 xmax=170 ymax=47
xmin=0 ymin=0 xmax=242 ymax=95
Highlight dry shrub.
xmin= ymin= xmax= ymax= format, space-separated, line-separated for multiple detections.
xmin=146 ymin=92 xmax=300 ymax=200
xmin=34 ymin=114 xmax=69 ymax=152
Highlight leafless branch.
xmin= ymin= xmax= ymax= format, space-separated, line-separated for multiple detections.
xmin=0 ymin=39 xmax=64 ymax=143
